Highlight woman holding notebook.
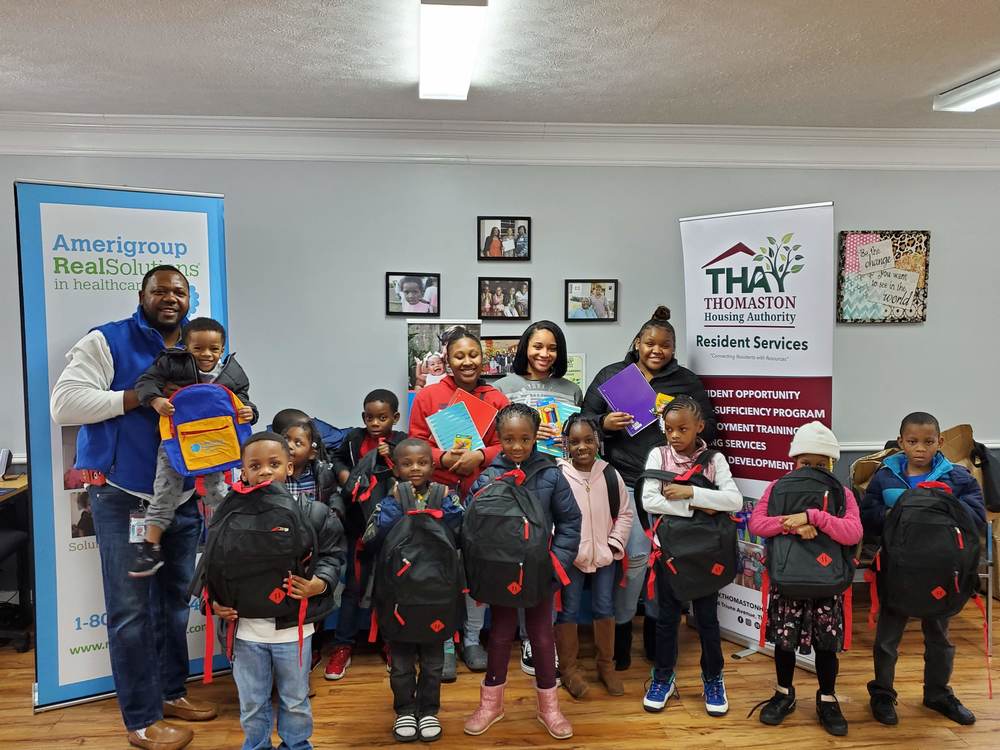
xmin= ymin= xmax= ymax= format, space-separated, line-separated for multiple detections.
xmin=408 ymin=324 xmax=510 ymax=673
xmin=581 ymin=305 xmax=718 ymax=671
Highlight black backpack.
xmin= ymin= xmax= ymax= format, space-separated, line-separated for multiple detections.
xmin=876 ymin=482 xmax=981 ymax=618
xmin=639 ymin=449 xmax=739 ymax=601
xmin=342 ymin=448 xmax=395 ymax=539
xmin=195 ymin=481 xmax=318 ymax=619
xmin=190 ymin=481 xmax=319 ymax=682
xmin=764 ymin=467 xmax=855 ymax=599
xmin=372 ymin=482 xmax=465 ymax=644
xmin=463 ymin=465 xmax=558 ymax=608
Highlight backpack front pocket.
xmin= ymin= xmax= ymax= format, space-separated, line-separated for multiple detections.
xmin=177 ymin=416 xmax=240 ymax=471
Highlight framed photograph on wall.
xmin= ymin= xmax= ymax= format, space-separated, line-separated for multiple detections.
xmin=478 ymin=216 xmax=530 ymax=261
xmin=565 ymin=279 xmax=618 ymax=322
xmin=481 ymin=336 xmax=521 ymax=379
xmin=478 ymin=277 xmax=531 ymax=320
xmin=837 ymin=230 xmax=930 ymax=323
xmin=386 ymin=272 xmax=440 ymax=317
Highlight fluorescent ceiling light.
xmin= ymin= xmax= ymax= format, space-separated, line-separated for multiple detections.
xmin=933 ymin=68 xmax=1000 ymax=112
xmin=419 ymin=0 xmax=487 ymax=101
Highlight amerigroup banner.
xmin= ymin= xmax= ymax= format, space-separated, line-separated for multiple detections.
xmin=15 ymin=181 xmax=229 ymax=710
xmin=679 ymin=202 xmax=834 ymax=659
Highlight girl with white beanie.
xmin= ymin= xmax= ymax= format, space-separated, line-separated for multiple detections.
xmin=748 ymin=421 xmax=862 ymax=737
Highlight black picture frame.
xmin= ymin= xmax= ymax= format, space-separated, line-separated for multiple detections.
xmin=385 ymin=272 xmax=441 ymax=317
xmin=478 ymin=216 xmax=531 ymax=261
xmin=478 ymin=277 xmax=531 ymax=320
xmin=564 ymin=279 xmax=619 ymax=322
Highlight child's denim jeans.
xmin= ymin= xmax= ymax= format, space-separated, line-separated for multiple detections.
xmin=233 ymin=635 xmax=313 ymax=750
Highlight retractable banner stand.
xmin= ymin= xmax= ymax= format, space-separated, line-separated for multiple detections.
xmin=680 ymin=202 xmax=834 ymax=661
xmin=14 ymin=181 xmax=229 ymax=710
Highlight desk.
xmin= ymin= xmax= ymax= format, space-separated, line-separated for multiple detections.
xmin=0 ymin=474 xmax=31 ymax=651
xmin=0 ymin=475 xmax=28 ymax=502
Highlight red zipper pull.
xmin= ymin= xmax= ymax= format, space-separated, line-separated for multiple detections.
xmin=518 ymin=562 xmax=524 ymax=587
xmin=396 ymin=558 xmax=411 ymax=577
xmin=954 ymin=572 xmax=960 ymax=593
xmin=394 ymin=604 xmax=406 ymax=625
xmin=523 ymin=516 xmax=529 ymax=540
xmin=822 ymin=490 xmax=829 ymax=513
xmin=955 ymin=527 xmax=965 ymax=550
xmin=666 ymin=557 xmax=678 ymax=575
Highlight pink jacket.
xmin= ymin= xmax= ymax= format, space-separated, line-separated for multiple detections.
xmin=749 ymin=478 xmax=862 ymax=546
xmin=558 ymin=458 xmax=634 ymax=573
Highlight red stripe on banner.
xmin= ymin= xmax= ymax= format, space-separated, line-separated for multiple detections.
xmin=697 ymin=376 xmax=833 ymax=486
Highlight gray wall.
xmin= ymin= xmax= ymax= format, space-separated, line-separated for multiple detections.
xmin=1 ymin=155 xmax=998 ymax=453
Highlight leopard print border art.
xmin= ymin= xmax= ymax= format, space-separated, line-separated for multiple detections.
xmin=837 ymin=230 xmax=930 ymax=324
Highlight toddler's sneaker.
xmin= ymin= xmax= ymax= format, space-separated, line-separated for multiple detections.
xmin=128 ymin=542 xmax=163 ymax=578
xmin=643 ymin=672 xmax=675 ymax=712
xmin=703 ymin=673 xmax=729 ymax=716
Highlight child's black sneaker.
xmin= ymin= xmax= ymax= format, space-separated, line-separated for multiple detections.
xmin=816 ymin=692 xmax=848 ymax=736
xmin=869 ymin=692 xmax=899 ymax=725
xmin=128 ymin=542 xmax=163 ymax=578
xmin=750 ymin=686 xmax=796 ymax=725
xmin=923 ymin=695 xmax=976 ymax=725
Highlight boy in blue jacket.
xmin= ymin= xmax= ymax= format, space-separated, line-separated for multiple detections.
xmin=862 ymin=411 xmax=986 ymax=727
xmin=363 ymin=438 xmax=463 ymax=743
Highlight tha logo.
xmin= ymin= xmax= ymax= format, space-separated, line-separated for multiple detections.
xmin=703 ymin=234 xmax=805 ymax=294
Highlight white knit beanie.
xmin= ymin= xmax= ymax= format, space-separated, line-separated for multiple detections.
xmin=789 ymin=421 xmax=840 ymax=460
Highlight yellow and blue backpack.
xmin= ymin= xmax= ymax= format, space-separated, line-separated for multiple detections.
xmin=159 ymin=383 xmax=253 ymax=477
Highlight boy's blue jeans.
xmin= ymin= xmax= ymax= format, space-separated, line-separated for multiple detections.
xmin=233 ymin=635 xmax=314 ymax=750
xmin=90 ymin=485 xmax=201 ymax=731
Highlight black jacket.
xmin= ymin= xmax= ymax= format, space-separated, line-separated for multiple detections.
xmin=330 ymin=427 xmax=408 ymax=479
xmin=277 ymin=493 xmax=348 ymax=629
xmin=467 ymin=450 xmax=582 ymax=577
xmin=135 ymin=350 xmax=258 ymax=423
xmin=582 ymin=355 xmax=717 ymax=490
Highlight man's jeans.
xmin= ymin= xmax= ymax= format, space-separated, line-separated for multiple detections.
xmin=90 ymin=485 xmax=201 ymax=731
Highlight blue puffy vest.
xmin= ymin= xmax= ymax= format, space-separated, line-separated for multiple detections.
xmin=75 ymin=306 xmax=190 ymax=495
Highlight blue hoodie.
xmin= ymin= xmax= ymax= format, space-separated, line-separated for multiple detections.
xmin=860 ymin=451 xmax=986 ymax=536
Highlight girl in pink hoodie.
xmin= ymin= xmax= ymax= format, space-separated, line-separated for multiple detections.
xmin=554 ymin=415 xmax=633 ymax=699
xmin=748 ymin=421 xmax=862 ymax=737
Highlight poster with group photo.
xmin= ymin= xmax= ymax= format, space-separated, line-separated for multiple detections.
xmin=15 ymin=181 xmax=229 ymax=710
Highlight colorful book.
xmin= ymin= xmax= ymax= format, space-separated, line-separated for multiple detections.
xmin=535 ymin=398 xmax=581 ymax=457
xmin=447 ymin=388 xmax=499 ymax=439
xmin=427 ymin=402 xmax=487 ymax=452
xmin=596 ymin=363 xmax=659 ymax=437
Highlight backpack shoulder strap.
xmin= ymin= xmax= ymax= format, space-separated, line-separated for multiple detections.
xmin=602 ymin=464 xmax=621 ymax=520
xmin=695 ymin=449 xmax=718 ymax=470
xmin=396 ymin=481 xmax=418 ymax=513
xmin=424 ymin=482 xmax=447 ymax=511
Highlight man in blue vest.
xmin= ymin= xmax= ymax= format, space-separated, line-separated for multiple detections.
xmin=51 ymin=266 xmax=217 ymax=750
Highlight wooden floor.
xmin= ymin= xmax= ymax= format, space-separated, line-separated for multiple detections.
xmin=1 ymin=600 xmax=998 ymax=749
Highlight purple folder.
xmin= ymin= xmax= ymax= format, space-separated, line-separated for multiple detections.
xmin=597 ymin=363 xmax=659 ymax=437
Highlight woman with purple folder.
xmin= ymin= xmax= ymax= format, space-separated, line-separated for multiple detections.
xmin=581 ymin=305 xmax=718 ymax=672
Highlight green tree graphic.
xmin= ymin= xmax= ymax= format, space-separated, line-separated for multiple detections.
xmin=754 ymin=233 xmax=805 ymax=292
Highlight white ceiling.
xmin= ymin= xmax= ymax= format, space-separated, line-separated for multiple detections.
xmin=3 ymin=0 xmax=1000 ymax=128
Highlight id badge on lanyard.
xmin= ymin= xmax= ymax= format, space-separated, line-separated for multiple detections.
xmin=129 ymin=509 xmax=148 ymax=544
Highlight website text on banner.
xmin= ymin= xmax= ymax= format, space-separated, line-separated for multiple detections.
xmin=679 ymin=202 xmax=835 ymax=657
xmin=15 ymin=181 xmax=228 ymax=710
